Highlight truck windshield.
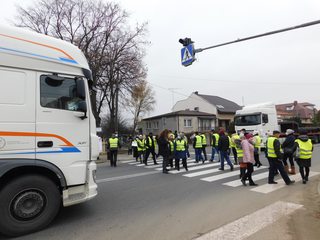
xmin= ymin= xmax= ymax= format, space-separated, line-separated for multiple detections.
xmin=234 ymin=114 xmax=261 ymax=126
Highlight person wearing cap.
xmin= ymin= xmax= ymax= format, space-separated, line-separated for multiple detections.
xmin=240 ymin=133 xmax=257 ymax=186
xmin=108 ymin=133 xmax=121 ymax=167
xmin=252 ymin=130 xmax=262 ymax=168
xmin=210 ymin=128 xmax=220 ymax=162
xmin=218 ymin=129 xmax=234 ymax=171
xmin=281 ymin=129 xmax=296 ymax=174
xmin=266 ymin=130 xmax=295 ymax=185
xmin=292 ymin=130 xmax=313 ymax=184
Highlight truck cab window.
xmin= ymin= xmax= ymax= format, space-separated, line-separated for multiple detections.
xmin=40 ymin=75 xmax=84 ymax=111
xmin=262 ymin=114 xmax=269 ymax=123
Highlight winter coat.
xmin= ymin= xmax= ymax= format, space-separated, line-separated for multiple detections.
xmin=157 ymin=136 xmax=170 ymax=157
xmin=241 ymin=139 xmax=255 ymax=164
xmin=281 ymin=134 xmax=296 ymax=154
xmin=218 ymin=135 xmax=229 ymax=152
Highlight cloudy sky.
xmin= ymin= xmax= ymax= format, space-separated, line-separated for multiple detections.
xmin=2 ymin=0 xmax=320 ymax=117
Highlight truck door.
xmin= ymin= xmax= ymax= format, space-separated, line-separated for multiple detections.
xmin=35 ymin=73 xmax=90 ymax=186
xmin=0 ymin=68 xmax=36 ymax=159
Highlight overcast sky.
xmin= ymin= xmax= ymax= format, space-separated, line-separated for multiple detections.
xmin=2 ymin=0 xmax=320 ymax=117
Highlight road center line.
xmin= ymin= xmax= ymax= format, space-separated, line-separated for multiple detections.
xmin=195 ymin=201 xmax=303 ymax=240
xmin=96 ymin=171 xmax=159 ymax=183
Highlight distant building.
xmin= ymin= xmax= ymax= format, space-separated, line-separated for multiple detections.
xmin=172 ymin=91 xmax=241 ymax=130
xmin=138 ymin=110 xmax=216 ymax=136
xmin=276 ymin=101 xmax=317 ymax=125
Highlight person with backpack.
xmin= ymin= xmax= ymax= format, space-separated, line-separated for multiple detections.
xmin=292 ymin=130 xmax=313 ymax=184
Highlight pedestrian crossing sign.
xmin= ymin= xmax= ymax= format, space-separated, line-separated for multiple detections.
xmin=181 ymin=44 xmax=195 ymax=66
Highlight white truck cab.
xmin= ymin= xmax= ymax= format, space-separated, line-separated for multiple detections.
xmin=0 ymin=25 xmax=98 ymax=236
xmin=234 ymin=102 xmax=280 ymax=146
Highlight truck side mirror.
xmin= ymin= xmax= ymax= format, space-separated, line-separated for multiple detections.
xmin=77 ymin=101 xmax=87 ymax=120
xmin=76 ymin=78 xmax=86 ymax=100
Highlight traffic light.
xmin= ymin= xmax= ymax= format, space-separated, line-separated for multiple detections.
xmin=179 ymin=38 xmax=193 ymax=46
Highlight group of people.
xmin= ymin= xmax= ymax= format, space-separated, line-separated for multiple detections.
xmin=265 ymin=129 xmax=313 ymax=185
xmin=108 ymin=127 xmax=313 ymax=184
xmin=129 ymin=130 xmax=190 ymax=173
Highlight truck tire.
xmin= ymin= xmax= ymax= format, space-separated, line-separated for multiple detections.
xmin=0 ymin=174 xmax=61 ymax=237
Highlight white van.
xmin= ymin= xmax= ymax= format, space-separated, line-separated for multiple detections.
xmin=0 ymin=25 xmax=98 ymax=236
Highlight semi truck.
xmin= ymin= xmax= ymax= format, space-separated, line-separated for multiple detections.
xmin=0 ymin=25 xmax=98 ymax=236
xmin=234 ymin=102 xmax=320 ymax=146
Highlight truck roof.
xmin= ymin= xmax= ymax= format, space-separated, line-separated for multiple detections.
xmin=0 ymin=25 xmax=90 ymax=76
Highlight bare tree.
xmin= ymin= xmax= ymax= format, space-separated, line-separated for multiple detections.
xmin=126 ymin=80 xmax=156 ymax=134
xmin=15 ymin=0 xmax=148 ymax=128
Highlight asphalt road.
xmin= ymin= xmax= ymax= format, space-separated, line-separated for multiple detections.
xmin=3 ymin=146 xmax=320 ymax=240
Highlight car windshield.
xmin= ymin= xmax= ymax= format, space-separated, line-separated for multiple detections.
xmin=234 ymin=114 xmax=261 ymax=126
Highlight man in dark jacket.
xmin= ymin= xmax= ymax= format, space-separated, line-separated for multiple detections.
xmin=267 ymin=130 xmax=295 ymax=185
xmin=281 ymin=129 xmax=296 ymax=174
xmin=218 ymin=130 xmax=233 ymax=171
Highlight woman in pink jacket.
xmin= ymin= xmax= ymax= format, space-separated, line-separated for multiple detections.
xmin=241 ymin=133 xmax=258 ymax=186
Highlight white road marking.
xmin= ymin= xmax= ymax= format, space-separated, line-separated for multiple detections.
xmin=223 ymin=171 xmax=269 ymax=187
xmin=195 ymin=201 xmax=303 ymax=240
xmin=169 ymin=162 xmax=221 ymax=174
xmin=96 ymin=171 xmax=159 ymax=183
xmin=250 ymin=171 xmax=320 ymax=194
xmin=201 ymin=166 xmax=267 ymax=182
xmin=121 ymin=160 xmax=136 ymax=163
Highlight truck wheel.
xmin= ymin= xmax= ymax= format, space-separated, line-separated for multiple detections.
xmin=0 ymin=174 xmax=61 ymax=237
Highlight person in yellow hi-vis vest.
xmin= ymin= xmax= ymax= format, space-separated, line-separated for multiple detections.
xmin=108 ymin=133 xmax=121 ymax=167
xmin=252 ymin=130 xmax=262 ymax=168
xmin=210 ymin=128 xmax=220 ymax=162
xmin=292 ymin=130 xmax=313 ymax=184
xmin=266 ymin=130 xmax=295 ymax=185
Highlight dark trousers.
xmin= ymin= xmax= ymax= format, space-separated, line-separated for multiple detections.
xmin=283 ymin=153 xmax=294 ymax=167
xmin=138 ymin=151 xmax=144 ymax=163
xmin=268 ymin=157 xmax=291 ymax=184
xmin=299 ymin=166 xmax=310 ymax=180
xmin=202 ymin=145 xmax=207 ymax=160
xmin=254 ymin=150 xmax=261 ymax=166
xmin=145 ymin=148 xmax=157 ymax=164
xmin=220 ymin=150 xmax=233 ymax=169
xmin=175 ymin=158 xmax=187 ymax=171
xmin=110 ymin=150 xmax=118 ymax=166
xmin=242 ymin=162 xmax=255 ymax=184
xmin=162 ymin=155 xmax=169 ymax=172
xmin=232 ymin=147 xmax=238 ymax=164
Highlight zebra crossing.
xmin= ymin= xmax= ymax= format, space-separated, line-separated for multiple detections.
xmin=123 ymin=158 xmax=320 ymax=194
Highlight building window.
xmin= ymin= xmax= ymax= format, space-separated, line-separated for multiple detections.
xmin=163 ymin=117 xmax=166 ymax=126
xmin=153 ymin=121 xmax=159 ymax=129
xmin=146 ymin=122 xmax=152 ymax=129
xmin=199 ymin=119 xmax=211 ymax=131
xmin=184 ymin=119 xmax=192 ymax=127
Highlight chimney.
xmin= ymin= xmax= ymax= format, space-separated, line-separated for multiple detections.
xmin=293 ymin=100 xmax=298 ymax=106
xmin=194 ymin=91 xmax=198 ymax=95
